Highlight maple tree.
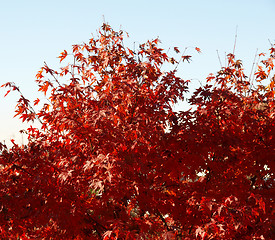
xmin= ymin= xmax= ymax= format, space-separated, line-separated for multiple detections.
xmin=0 ymin=24 xmax=274 ymax=239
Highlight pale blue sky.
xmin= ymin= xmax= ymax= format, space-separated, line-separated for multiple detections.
xmin=1 ymin=0 xmax=274 ymax=145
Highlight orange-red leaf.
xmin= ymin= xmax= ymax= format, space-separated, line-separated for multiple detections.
xmin=58 ymin=50 xmax=68 ymax=62
xmin=195 ymin=47 xmax=201 ymax=53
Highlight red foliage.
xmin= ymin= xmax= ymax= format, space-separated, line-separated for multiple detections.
xmin=0 ymin=24 xmax=274 ymax=239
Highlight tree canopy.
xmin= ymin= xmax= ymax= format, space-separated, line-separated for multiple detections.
xmin=0 ymin=24 xmax=274 ymax=239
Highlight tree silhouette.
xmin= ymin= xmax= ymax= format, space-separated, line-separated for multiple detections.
xmin=1 ymin=24 xmax=274 ymax=239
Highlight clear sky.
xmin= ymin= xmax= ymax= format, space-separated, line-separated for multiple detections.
xmin=0 ymin=0 xmax=274 ymax=145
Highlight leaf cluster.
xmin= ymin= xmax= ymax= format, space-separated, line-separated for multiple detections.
xmin=0 ymin=24 xmax=274 ymax=239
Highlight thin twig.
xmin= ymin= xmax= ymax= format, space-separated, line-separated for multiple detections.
xmin=216 ymin=50 xmax=223 ymax=68
xmin=249 ymin=48 xmax=258 ymax=91
xmin=268 ymin=39 xmax=273 ymax=47
xmin=174 ymin=47 xmax=188 ymax=71
xmin=13 ymin=164 xmax=34 ymax=177
xmin=233 ymin=25 xmax=238 ymax=55
xmin=157 ymin=209 xmax=170 ymax=231
xmin=166 ymin=47 xmax=171 ymax=55
xmin=44 ymin=62 xmax=62 ymax=87
xmin=16 ymin=87 xmax=43 ymax=125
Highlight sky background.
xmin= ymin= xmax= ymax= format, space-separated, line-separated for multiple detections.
xmin=0 ymin=0 xmax=275 ymax=146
